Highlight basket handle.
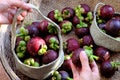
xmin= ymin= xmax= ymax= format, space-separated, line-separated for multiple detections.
xmin=93 ymin=2 xmax=105 ymax=21
xmin=11 ymin=3 xmax=63 ymax=51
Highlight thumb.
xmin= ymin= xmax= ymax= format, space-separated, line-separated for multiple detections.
xmin=80 ymin=51 xmax=91 ymax=71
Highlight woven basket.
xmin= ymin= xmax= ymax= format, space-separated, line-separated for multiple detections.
xmin=90 ymin=2 xmax=120 ymax=52
xmin=0 ymin=0 xmax=120 ymax=80
xmin=11 ymin=4 xmax=64 ymax=80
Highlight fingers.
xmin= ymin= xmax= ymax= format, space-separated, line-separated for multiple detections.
xmin=10 ymin=0 xmax=32 ymax=11
xmin=80 ymin=51 xmax=91 ymax=71
xmin=69 ymin=59 xmax=78 ymax=73
xmin=69 ymin=59 xmax=80 ymax=80
xmin=91 ymin=60 xmax=99 ymax=74
xmin=17 ymin=11 xmax=27 ymax=21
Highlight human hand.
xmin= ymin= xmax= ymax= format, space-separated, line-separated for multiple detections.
xmin=0 ymin=0 xmax=32 ymax=24
xmin=70 ymin=51 xmax=100 ymax=80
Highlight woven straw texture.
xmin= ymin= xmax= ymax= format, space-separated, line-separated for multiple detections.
xmin=0 ymin=0 xmax=120 ymax=80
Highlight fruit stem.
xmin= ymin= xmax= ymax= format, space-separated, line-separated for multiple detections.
xmin=76 ymin=21 xmax=88 ymax=28
xmin=111 ymin=61 xmax=120 ymax=68
xmin=64 ymin=54 xmax=71 ymax=60
xmin=92 ymin=55 xmax=99 ymax=60
xmin=16 ymin=33 xmax=24 ymax=37
xmin=67 ymin=77 xmax=73 ymax=80
xmin=38 ymin=45 xmax=47 ymax=56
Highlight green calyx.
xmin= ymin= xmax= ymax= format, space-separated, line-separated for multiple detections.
xmin=76 ymin=21 xmax=88 ymax=28
xmin=54 ymin=10 xmax=63 ymax=22
xmin=16 ymin=27 xmax=29 ymax=42
xmin=33 ymin=62 xmax=40 ymax=67
xmin=24 ymin=58 xmax=35 ymax=66
xmin=24 ymin=21 xmax=32 ymax=27
xmin=38 ymin=45 xmax=47 ymax=56
xmin=62 ymin=22 xmax=72 ymax=33
xmin=97 ymin=19 xmax=105 ymax=24
xmin=62 ymin=10 xmax=70 ymax=19
xmin=74 ymin=5 xmax=84 ymax=19
xmin=48 ymin=23 xmax=57 ymax=34
xmin=49 ymin=37 xmax=59 ymax=50
xmin=85 ymin=12 xmax=93 ymax=22
xmin=19 ymin=40 xmax=26 ymax=46
xmin=16 ymin=40 xmax=27 ymax=58
xmin=84 ymin=46 xmax=99 ymax=63
xmin=23 ymin=58 xmax=40 ymax=67
xmin=52 ymin=71 xmax=61 ymax=80
xmin=24 ymin=36 xmax=30 ymax=42
xmin=16 ymin=45 xmax=26 ymax=52
xmin=20 ymin=27 xmax=28 ymax=36
xmin=16 ymin=48 xmax=26 ymax=58
xmin=111 ymin=61 xmax=120 ymax=69
xmin=17 ymin=52 xmax=25 ymax=58
xmin=67 ymin=77 xmax=73 ymax=80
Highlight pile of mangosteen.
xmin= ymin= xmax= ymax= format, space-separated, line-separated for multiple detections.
xmin=15 ymin=3 xmax=120 ymax=80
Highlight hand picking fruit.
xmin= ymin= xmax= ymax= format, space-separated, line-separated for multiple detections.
xmin=46 ymin=3 xmax=120 ymax=80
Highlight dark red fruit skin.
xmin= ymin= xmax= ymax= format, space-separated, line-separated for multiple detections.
xmin=71 ymin=48 xmax=84 ymax=67
xmin=81 ymin=35 xmax=94 ymax=46
xmin=37 ymin=20 xmax=49 ymax=33
xmin=59 ymin=70 xmax=70 ymax=80
xmin=100 ymin=61 xmax=118 ymax=78
xmin=26 ymin=24 xmax=40 ymax=37
xmin=66 ymin=38 xmax=80 ymax=53
xmin=105 ymin=19 xmax=120 ymax=37
xmin=32 ymin=21 xmax=40 ymax=27
xmin=62 ymin=7 xmax=75 ymax=20
xmin=72 ymin=16 xmax=80 ymax=26
xmin=47 ymin=10 xmax=58 ymax=23
xmin=94 ymin=46 xmax=110 ymax=63
xmin=80 ymin=4 xmax=91 ymax=16
xmin=42 ymin=50 xmax=58 ymax=64
xmin=100 ymin=5 xmax=114 ymax=20
xmin=75 ymin=27 xmax=89 ymax=38
xmin=27 ymin=37 xmax=46 ymax=56
xmin=61 ymin=59 xmax=72 ymax=72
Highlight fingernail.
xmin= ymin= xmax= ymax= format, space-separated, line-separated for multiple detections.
xmin=80 ymin=51 xmax=87 ymax=56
